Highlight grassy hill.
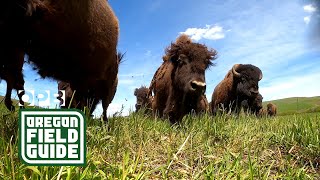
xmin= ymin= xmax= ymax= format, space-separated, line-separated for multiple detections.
xmin=263 ymin=96 xmax=320 ymax=115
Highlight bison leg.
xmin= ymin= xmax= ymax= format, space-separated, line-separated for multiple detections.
xmin=4 ymin=78 xmax=15 ymax=111
xmin=5 ymin=71 xmax=25 ymax=110
xmin=102 ymin=99 xmax=108 ymax=122
xmin=2 ymin=49 xmax=25 ymax=111
xmin=15 ymin=67 xmax=25 ymax=109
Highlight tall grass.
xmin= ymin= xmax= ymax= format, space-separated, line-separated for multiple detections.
xmin=0 ymin=107 xmax=319 ymax=179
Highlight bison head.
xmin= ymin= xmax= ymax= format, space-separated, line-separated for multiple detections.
xmin=232 ymin=64 xmax=262 ymax=98
xmin=253 ymin=93 xmax=263 ymax=110
xmin=166 ymin=35 xmax=218 ymax=96
xmin=134 ymin=86 xmax=152 ymax=111
xmin=249 ymin=93 xmax=263 ymax=113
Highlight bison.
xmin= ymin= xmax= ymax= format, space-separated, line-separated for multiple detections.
xmin=1 ymin=0 xmax=120 ymax=121
xmin=211 ymin=64 xmax=263 ymax=115
xmin=148 ymin=35 xmax=217 ymax=123
xmin=241 ymin=93 xmax=263 ymax=116
xmin=267 ymin=103 xmax=277 ymax=116
xmin=134 ymin=86 xmax=153 ymax=113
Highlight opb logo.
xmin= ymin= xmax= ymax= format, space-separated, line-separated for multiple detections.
xmin=18 ymin=90 xmax=66 ymax=106
xmin=19 ymin=109 xmax=86 ymax=166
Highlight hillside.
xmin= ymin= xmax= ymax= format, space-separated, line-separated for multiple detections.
xmin=263 ymin=96 xmax=320 ymax=115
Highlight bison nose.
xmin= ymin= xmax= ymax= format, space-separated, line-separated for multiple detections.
xmin=190 ymin=81 xmax=206 ymax=93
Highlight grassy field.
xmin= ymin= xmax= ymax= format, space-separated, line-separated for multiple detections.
xmin=263 ymin=96 xmax=320 ymax=116
xmin=0 ymin=101 xmax=319 ymax=179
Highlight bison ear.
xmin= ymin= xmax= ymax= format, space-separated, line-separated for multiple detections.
xmin=134 ymin=88 xmax=138 ymax=96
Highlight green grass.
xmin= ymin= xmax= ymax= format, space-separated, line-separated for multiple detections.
xmin=263 ymin=96 xmax=320 ymax=115
xmin=0 ymin=102 xmax=319 ymax=179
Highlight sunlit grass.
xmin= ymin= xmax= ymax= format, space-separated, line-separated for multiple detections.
xmin=0 ymin=105 xmax=319 ymax=179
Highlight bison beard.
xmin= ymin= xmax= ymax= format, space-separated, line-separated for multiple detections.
xmin=150 ymin=35 xmax=217 ymax=123
xmin=0 ymin=0 xmax=120 ymax=121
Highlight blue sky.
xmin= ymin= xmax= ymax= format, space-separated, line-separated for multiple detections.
xmin=1 ymin=0 xmax=320 ymax=117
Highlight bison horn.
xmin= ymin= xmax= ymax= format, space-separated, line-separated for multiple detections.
xmin=259 ymin=71 xmax=263 ymax=81
xmin=232 ymin=64 xmax=241 ymax=77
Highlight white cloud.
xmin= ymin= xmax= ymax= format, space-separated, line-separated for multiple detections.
xmin=180 ymin=25 xmax=226 ymax=41
xmin=260 ymin=72 xmax=320 ymax=101
xmin=304 ymin=16 xmax=311 ymax=24
xmin=303 ymin=4 xmax=317 ymax=13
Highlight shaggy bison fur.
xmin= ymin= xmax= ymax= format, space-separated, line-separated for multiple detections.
xmin=149 ymin=35 xmax=217 ymax=123
xmin=211 ymin=64 xmax=263 ymax=115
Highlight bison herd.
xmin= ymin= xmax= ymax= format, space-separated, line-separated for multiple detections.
xmin=135 ymin=35 xmax=277 ymax=123
xmin=0 ymin=1 xmax=277 ymax=123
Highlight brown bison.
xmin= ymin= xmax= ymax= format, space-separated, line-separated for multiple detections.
xmin=1 ymin=0 xmax=120 ymax=121
xmin=134 ymin=86 xmax=153 ymax=113
xmin=267 ymin=103 xmax=277 ymax=116
xmin=149 ymin=35 xmax=217 ymax=123
xmin=211 ymin=64 xmax=263 ymax=115
xmin=241 ymin=93 xmax=263 ymax=116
